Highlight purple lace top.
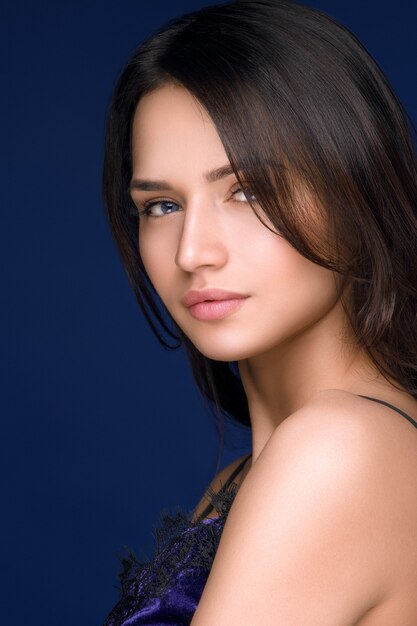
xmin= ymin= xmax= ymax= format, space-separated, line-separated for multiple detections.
xmin=104 ymin=454 xmax=251 ymax=626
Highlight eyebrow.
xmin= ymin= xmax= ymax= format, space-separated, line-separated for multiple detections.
xmin=129 ymin=163 xmax=239 ymax=192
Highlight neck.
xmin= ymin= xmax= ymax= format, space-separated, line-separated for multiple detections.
xmin=238 ymin=299 xmax=384 ymax=462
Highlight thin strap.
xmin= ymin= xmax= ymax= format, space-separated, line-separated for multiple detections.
xmin=195 ymin=453 xmax=252 ymax=522
xmin=358 ymin=394 xmax=417 ymax=430
xmin=220 ymin=453 xmax=252 ymax=490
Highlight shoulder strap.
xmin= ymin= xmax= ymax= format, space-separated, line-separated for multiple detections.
xmin=358 ymin=394 xmax=417 ymax=429
xmin=195 ymin=453 xmax=252 ymax=522
xmin=221 ymin=453 xmax=252 ymax=489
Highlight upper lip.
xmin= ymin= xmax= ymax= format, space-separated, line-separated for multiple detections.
xmin=181 ymin=288 xmax=248 ymax=307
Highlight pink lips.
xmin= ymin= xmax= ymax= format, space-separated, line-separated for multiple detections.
xmin=181 ymin=288 xmax=249 ymax=321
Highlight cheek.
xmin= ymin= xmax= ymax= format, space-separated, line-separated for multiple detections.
xmin=138 ymin=225 xmax=177 ymax=295
xmin=255 ymin=235 xmax=340 ymax=316
xmin=138 ymin=227 xmax=159 ymax=286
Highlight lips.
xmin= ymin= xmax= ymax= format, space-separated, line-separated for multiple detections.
xmin=190 ymin=299 xmax=247 ymax=321
xmin=181 ymin=288 xmax=248 ymax=308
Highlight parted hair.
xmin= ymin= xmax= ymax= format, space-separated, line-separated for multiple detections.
xmin=103 ymin=0 xmax=417 ymax=449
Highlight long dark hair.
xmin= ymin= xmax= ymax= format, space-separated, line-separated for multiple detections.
xmin=103 ymin=0 xmax=417 ymax=457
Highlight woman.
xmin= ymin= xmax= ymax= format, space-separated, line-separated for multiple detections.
xmin=103 ymin=0 xmax=417 ymax=623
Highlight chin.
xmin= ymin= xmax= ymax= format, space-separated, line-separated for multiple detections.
xmin=186 ymin=333 xmax=267 ymax=362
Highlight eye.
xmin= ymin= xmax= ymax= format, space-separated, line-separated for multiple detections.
xmin=232 ymin=186 xmax=257 ymax=204
xmin=137 ymin=199 xmax=183 ymax=218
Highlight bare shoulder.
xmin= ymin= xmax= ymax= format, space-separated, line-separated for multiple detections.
xmin=264 ymin=388 xmax=417 ymax=528
xmin=245 ymin=389 xmax=410 ymax=524
xmin=271 ymin=388 xmax=417 ymax=470
xmin=310 ymin=388 xmax=417 ymax=465
xmin=191 ymin=390 xmax=417 ymax=624
xmin=191 ymin=453 xmax=250 ymax=523
xmin=253 ymin=389 xmax=417 ymax=610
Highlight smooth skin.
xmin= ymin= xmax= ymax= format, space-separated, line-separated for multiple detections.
xmin=130 ymin=82 xmax=417 ymax=625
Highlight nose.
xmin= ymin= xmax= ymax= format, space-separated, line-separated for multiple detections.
xmin=174 ymin=198 xmax=228 ymax=273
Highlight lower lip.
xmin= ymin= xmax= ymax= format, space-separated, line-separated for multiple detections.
xmin=188 ymin=298 xmax=248 ymax=321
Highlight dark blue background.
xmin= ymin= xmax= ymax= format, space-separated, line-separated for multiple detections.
xmin=1 ymin=1 xmax=416 ymax=624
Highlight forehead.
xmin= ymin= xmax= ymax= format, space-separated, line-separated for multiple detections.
xmin=133 ymin=82 xmax=206 ymax=125
xmin=131 ymin=83 xmax=228 ymax=176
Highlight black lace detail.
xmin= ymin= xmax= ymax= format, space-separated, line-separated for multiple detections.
xmin=105 ymin=480 xmax=239 ymax=623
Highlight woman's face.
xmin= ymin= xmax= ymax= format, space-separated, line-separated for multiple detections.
xmin=131 ymin=82 xmax=342 ymax=362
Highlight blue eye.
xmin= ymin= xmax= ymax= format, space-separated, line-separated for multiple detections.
xmin=138 ymin=199 xmax=182 ymax=218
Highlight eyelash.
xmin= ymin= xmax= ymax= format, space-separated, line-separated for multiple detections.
xmin=132 ymin=185 xmax=257 ymax=218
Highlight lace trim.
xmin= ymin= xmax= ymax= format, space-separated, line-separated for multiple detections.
xmin=110 ymin=480 xmax=239 ymax=611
